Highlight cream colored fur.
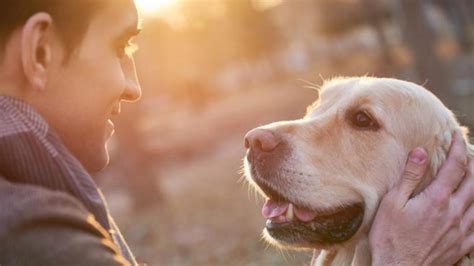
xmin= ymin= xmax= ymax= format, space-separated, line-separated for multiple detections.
xmin=246 ymin=77 xmax=474 ymax=265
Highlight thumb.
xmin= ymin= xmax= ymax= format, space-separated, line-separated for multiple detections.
xmin=393 ymin=148 xmax=429 ymax=207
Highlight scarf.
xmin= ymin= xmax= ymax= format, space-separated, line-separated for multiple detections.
xmin=0 ymin=95 xmax=137 ymax=265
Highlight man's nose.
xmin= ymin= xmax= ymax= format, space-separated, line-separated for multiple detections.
xmin=121 ymin=56 xmax=142 ymax=102
xmin=244 ymin=128 xmax=280 ymax=152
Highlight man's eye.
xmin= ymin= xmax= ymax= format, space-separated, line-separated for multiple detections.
xmin=350 ymin=111 xmax=379 ymax=130
xmin=117 ymin=41 xmax=139 ymax=58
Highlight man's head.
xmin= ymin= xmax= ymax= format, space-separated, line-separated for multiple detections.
xmin=0 ymin=0 xmax=142 ymax=172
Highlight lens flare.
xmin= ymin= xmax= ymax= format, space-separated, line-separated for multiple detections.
xmin=135 ymin=0 xmax=175 ymax=17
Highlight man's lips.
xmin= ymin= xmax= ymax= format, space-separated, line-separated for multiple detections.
xmin=106 ymin=119 xmax=115 ymax=136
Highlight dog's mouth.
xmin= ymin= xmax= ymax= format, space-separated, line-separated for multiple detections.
xmin=254 ymin=177 xmax=364 ymax=248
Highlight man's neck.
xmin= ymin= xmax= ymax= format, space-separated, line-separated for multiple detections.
xmin=0 ymin=72 xmax=28 ymax=99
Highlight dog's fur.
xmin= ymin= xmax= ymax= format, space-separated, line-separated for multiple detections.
xmin=244 ymin=77 xmax=474 ymax=265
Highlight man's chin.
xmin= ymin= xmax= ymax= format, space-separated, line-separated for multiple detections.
xmin=82 ymin=149 xmax=110 ymax=173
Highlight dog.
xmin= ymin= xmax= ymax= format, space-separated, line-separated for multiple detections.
xmin=243 ymin=77 xmax=474 ymax=265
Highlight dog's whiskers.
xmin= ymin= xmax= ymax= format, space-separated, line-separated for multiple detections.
xmin=298 ymin=78 xmax=322 ymax=94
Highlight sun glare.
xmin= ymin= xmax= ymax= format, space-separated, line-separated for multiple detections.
xmin=135 ymin=0 xmax=175 ymax=17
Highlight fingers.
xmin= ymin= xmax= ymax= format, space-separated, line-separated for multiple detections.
xmin=453 ymin=159 xmax=474 ymax=213
xmin=461 ymin=231 xmax=474 ymax=257
xmin=427 ymin=132 xmax=467 ymax=197
xmin=430 ymin=203 xmax=474 ymax=263
xmin=392 ymin=147 xmax=429 ymax=207
xmin=461 ymin=204 xmax=474 ymax=234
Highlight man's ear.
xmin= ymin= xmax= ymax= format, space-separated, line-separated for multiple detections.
xmin=21 ymin=12 xmax=54 ymax=91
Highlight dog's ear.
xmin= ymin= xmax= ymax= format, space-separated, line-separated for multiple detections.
xmin=428 ymin=127 xmax=474 ymax=181
xmin=409 ymin=131 xmax=449 ymax=196
xmin=429 ymin=131 xmax=451 ymax=177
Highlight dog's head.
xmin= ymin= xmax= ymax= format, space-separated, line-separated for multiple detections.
xmin=244 ymin=77 xmax=472 ymax=250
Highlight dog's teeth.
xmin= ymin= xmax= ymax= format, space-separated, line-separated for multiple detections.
xmin=286 ymin=203 xmax=294 ymax=221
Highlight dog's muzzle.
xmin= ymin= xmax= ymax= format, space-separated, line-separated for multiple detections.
xmin=244 ymin=128 xmax=364 ymax=248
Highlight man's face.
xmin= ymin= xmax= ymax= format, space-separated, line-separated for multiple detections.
xmin=39 ymin=2 xmax=142 ymax=172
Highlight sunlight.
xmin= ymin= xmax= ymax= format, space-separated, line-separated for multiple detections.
xmin=135 ymin=0 xmax=176 ymax=17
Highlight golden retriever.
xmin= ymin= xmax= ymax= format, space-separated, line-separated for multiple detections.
xmin=243 ymin=77 xmax=474 ymax=265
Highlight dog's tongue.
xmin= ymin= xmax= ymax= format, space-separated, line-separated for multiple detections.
xmin=262 ymin=199 xmax=289 ymax=219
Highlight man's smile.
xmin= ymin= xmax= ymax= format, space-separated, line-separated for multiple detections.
xmin=106 ymin=119 xmax=115 ymax=136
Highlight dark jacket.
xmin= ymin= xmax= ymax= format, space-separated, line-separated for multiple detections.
xmin=0 ymin=177 xmax=130 ymax=266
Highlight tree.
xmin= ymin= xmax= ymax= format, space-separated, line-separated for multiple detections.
xmin=395 ymin=0 xmax=453 ymax=107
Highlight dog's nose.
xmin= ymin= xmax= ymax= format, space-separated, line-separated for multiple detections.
xmin=244 ymin=128 xmax=280 ymax=152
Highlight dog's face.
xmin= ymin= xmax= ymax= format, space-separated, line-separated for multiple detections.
xmin=244 ymin=77 xmax=463 ymax=250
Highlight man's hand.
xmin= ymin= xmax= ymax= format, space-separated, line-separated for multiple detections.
xmin=369 ymin=133 xmax=474 ymax=265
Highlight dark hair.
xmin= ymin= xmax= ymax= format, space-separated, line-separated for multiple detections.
xmin=0 ymin=0 xmax=107 ymax=61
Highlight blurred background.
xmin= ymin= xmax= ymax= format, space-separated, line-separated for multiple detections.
xmin=95 ymin=0 xmax=474 ymax=265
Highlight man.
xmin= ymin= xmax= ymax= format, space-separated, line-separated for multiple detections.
xmin=0 ymin=0 xmax=140 ymax=265
xmin=0 ymin=1 xmax=472 ymax=266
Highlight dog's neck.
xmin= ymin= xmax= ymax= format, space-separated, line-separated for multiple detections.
xmin=311 ymin=237 xmax=371 ymax=266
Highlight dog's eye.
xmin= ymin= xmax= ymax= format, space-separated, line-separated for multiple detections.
xmin=351 ymin=111 xmax=379 ymax=129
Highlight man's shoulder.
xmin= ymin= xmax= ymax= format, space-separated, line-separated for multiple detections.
xmin=0 ymin=177 xmax=130 ymax=265
xmin=0 ymin=176 xmax=90 ymax=235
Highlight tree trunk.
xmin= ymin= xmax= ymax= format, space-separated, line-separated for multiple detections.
xmin=396 ymin=0 xmax=454 ymax=107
